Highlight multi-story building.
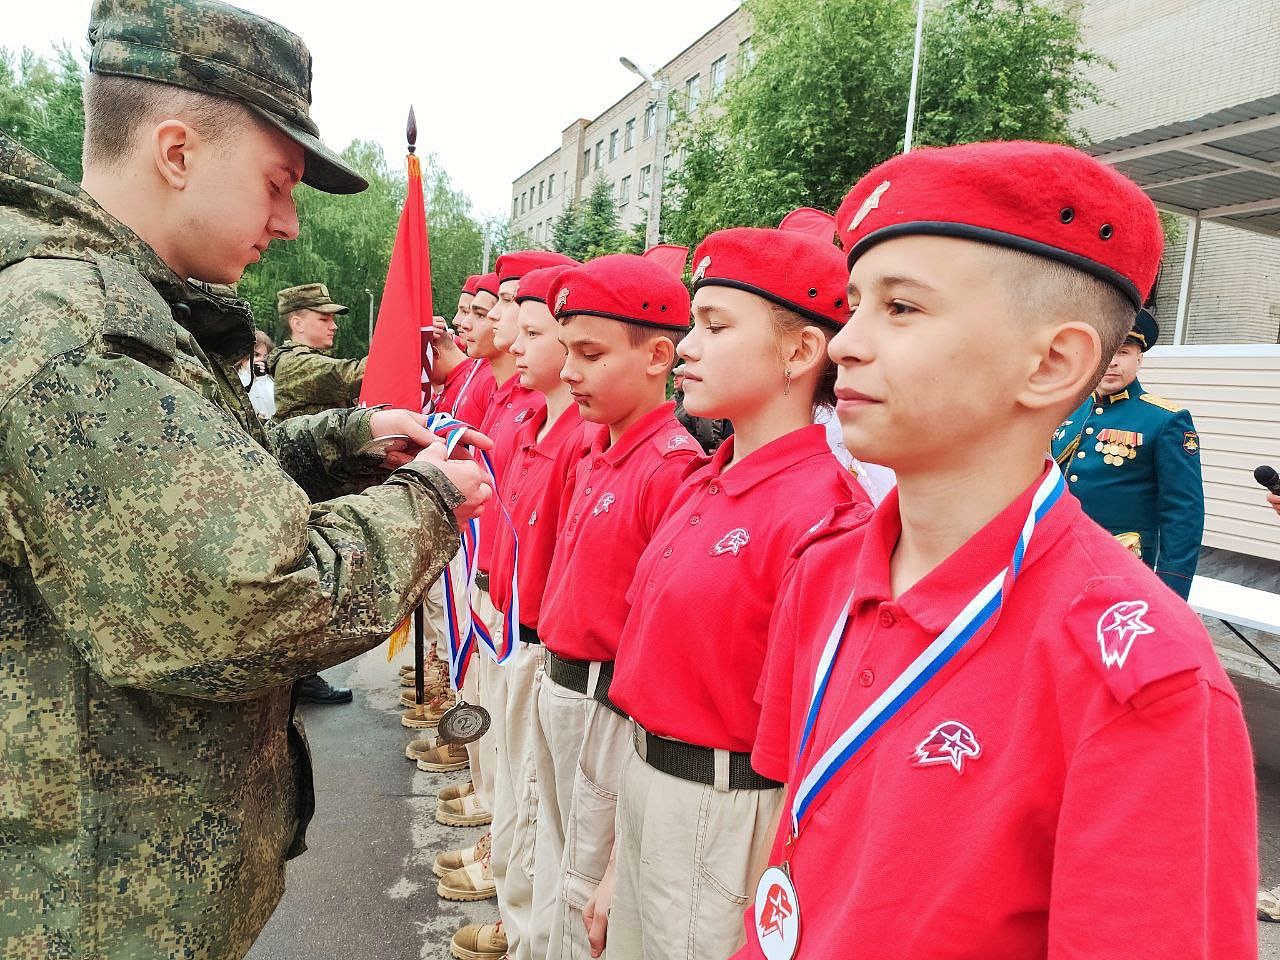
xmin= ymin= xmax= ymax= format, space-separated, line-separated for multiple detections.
xmin=508 ymin=9 xmax=752 ymax=246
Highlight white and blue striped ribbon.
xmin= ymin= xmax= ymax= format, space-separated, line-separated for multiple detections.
xmin=790 ymin=461 xmax=1065 ymax=835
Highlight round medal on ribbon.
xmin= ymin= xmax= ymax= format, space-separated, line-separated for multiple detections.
xmin=754 ymin=865 xmax=801 ymax=960
xmin=436 ymin=701 xmax=491 ymax=745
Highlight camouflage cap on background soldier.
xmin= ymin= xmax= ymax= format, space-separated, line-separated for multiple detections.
xmin=277 ymin=282 xmax=350 ymax=318
xmin=87 ymin=0 xmax=366 ymax=194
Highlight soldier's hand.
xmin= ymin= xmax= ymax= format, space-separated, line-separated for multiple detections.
xmin=1268 ymin=492 xmax=1280 ymax=518
xmin=583 ymin=849 xmax=616 ymax=957
xmin=369 ymin=410 xmax=493 ymax=467
xmin=411 ymin=444 xmax=492 ymax=522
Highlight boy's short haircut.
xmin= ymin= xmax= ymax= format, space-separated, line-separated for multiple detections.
xmin=625 ymin=321 xmax=680 ymax=361
xmin=989 ymin=246 xmax=1137 ymax=395
xmin=82 ymin=74 xmax=244 ymax=170
xmin=767 ymin=302 xmax=837 ymax=412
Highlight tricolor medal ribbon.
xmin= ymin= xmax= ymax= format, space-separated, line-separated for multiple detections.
xmin=754 ymin=461 xmax=1066 ymax=950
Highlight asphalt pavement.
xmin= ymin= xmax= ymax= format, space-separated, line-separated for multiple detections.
xmin=249 ymin=645 xmax=1280 ymax=959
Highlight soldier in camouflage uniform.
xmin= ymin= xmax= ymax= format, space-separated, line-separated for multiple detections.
xmin=0 ymin=1 xmax=491 ymax=958
xmin=268 ymin=282 xmax=368 ymax=420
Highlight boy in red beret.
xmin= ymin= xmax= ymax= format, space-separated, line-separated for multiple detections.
xmin=736 ymin=141 xmax=1257 ymax=960
xmin=485 ymin=262 xmax=588 ymax=960
xmin=524 ymin=251 xmax=704 ymax=959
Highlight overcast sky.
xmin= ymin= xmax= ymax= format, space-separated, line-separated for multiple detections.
xmin=6 ymin=0 xmax=740 ymax=219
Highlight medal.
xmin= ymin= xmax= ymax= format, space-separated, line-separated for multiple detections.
xmin=754 ymin=863 xmax=801 ymax=960
xmin=357 ymin=433 xmax=415 ymax=459
xmin=436 ymin=700 xmax=492 ymax=744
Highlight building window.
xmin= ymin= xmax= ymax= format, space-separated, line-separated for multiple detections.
xmin=624 ymin=118 xmax=636 ymax=150
xmin=711 ymin=55 xmax=727 ymax=94
xmin=739 ymin=37 xmax=755 ymax=70
xmin=538 ymin=180 xmax=545 ymax=204
xmin=609 ymin=129 xmax=619 ymax=161
xmin=639 ymin=164 xmax=652 ymax=199
xmin=583 ymin=149 xmax=592 ymax=177
xmin=594 ymin=140 xmax=603 ymax=169
xmin=520 ymin=192 xmax=526 ymax=215
xmin=643 ymin=104 xmax=656 ymax=139
xmin=686 ymin=74 xmax=701 ymax=115
xmin=512 ymin=197 xmax=519 ymax=219
xmin=620 ymin=175 xmax=631 ymax=204
xmin=548 ymin=173 xmax=555 ymax=197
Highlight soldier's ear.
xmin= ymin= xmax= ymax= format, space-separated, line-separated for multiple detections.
xmin=1019 ymin=320 xmax=1101 ymax=413
xmin=152 ymin=120 xmax=195 ymax=191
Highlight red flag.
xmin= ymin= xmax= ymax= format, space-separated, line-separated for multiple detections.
xmin=360 ymin=151 xmax=433 ymax=411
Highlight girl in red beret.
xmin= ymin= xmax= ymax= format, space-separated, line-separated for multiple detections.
xmin=587 ymin=222 xmax=869 ymax=960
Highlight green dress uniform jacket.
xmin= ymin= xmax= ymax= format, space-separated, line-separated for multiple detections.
xmin=0 ymin=133 xmax=461 ymax=959
xmin=1051 ymin=378 xmax=1204 ymax=598
xmin=267 ymin=340 xmax=367 ymax=420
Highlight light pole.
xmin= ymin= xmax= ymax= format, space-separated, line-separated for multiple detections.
xmin=365 ymin=287 xmax=375 ymax=343
xmin=621 ymin=56 xmax=668 ymax=250
xmin=902 ymin=0 xmax=926 ymax=153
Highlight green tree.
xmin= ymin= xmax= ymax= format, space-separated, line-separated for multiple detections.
xmin=550 ymin=198 xmax=584 ymax=259
xmin=547 ymin=177 xmax=642 ymax=261
xmin=665 ymin=0 xmax=1104 ymax=247
xmin=0 ymin=46 xmax=86 ymax=182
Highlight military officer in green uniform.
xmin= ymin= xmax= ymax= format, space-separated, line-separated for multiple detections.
xmin=0 ymin=2 xmax=492 ymax=958
xmin=1051 ymin=309 xmax=1204 ymax=599
xmin=268 ymin=282 xmax=368 ymax=420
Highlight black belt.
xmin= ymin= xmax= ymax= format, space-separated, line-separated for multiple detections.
xmin=543 ymin=649 xmax=627 ymax=717
xmin=520 ymin=624 xmax=541 ymax=645
xmin=475 ymin=571 xmax=490 ymax=592
xmin=634 ymin=727 xmax=782 ymax=791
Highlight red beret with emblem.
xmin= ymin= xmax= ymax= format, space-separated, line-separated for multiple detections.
xmin=495 ymin=250 xmax=578 ymax=285
xmin=835 ymin=141 xmax=1163 ymax=307
xmin=461 ymin=274 xmax=482 ymax=296
xmin=547 ymin=253 xmax=692 ymax=332
xmin=473 ymin=273 xmax=500 ymax=298
xmin=514 ymin=265 xmax=574 ymax=306
xmin=690 ymin=218 xmax=849 ymax=330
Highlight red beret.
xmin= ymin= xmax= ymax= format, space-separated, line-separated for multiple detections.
xmin=641 ymin=243 xmax=690 ymax=278
xmin=514 ymin=265 xmax=574 ymax=305
xmin=495 ymin=250 xmax=578 ymax=285
xmin=836 ymin=141 xmax=1162 ymax=307
xmin=690 ymin=227 xmax=850 ymax=330
xmin=548 ymin=254 xmax=691 ymax=332
xmin=461 ymin=274 xmax=482 ymax=296
xmin=473 ymin=273 xmax=500 ymax=298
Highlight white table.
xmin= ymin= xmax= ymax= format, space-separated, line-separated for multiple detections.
xmin=1189 ymin=575 xmax=1280 ymax=676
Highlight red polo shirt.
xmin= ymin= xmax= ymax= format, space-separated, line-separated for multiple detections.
xmin=540 ymin=402 xmax=703 ymax=663
xmin=433 ymin=357 xmax=496 ymax=429
xmin=610 ymin=425 xmax=863 ymax=751
xmin=476 ymin=374 xmax=545 ymax=574
xmin=737 ymin=472 xmax=1257 ymax=960
xmin=488 ymin=403 xmax=587 ymax=630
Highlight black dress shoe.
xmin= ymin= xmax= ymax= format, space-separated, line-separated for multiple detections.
xmin=297 ymin=674 xmax=353 ymax=705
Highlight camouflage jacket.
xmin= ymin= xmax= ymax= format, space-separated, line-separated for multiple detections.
xmin=0 ymin=133 xmax=461 ymax=959
xmin=266 ymin=340 xmax=367 ymax=420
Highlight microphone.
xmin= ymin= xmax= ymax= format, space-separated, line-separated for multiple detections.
xmin=1255 ymin=465 xmax=1280 ymax=496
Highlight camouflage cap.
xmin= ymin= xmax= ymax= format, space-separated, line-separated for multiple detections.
xmin=277 ymin=283 xmax=348 ymax=317
xmin=87 ymin=0 xmax=367 ymax=195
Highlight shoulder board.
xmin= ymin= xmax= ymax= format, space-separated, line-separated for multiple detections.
xmin=654 ymin=429 xmax=700 ymax=458
xmin=1139 ymin=393 xmax=1184 ymax=414
xmin=790 ymin=499 xmax=874 ymax=559
xmin=1065 ymin=575 xmax=1203 ymax=704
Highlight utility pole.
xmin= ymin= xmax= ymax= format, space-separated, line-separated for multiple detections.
xmin=621 ymin=56 xmax=669 ymax=250
xmin=903 ymin=0 xmax=926 ymax=153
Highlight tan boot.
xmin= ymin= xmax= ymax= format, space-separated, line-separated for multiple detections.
xmin=400 ymin=695 xmax=449 ymax=730
xmin=437 ymin=787 xmax=492 ymax=827
xmin=417 ymin=741 xmax=469 ymax=773
xmin=438 ymin=849 xmax=496 ymax=902
xmin=450 ymin=920 xmax=506 ymax=960
xmin=434 ymin=830 xmax=491 ymax=879
xmin=437 ymin=780 xmax=475 ymax=804
xmin=1260 ymin=886 xmax=1280 ymax=922
xmin=405 ymin=736 xmax=437 ymax=761
xmin=399 ymin=681 xmax=448 ymax=708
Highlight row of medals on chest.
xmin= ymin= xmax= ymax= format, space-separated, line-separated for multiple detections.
xmin=1094 ymin=428 xmax=1142 ymax=467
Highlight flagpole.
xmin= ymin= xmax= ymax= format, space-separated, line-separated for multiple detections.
xmin=903 ymin=0 xmax=926 ymax=153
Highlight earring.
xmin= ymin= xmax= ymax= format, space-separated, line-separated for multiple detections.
xmin=784 ymin=368 xmax=792 ymax=396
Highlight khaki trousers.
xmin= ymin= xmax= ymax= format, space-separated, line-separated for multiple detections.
xmin=532 ymin=672 xmax=632 ymax=960
xmin=490 ymin=639 xmax=542 ymax=960
xmin=464 ymin=586 xmax=503 ymax=812
xmin=423 ymin=575 xmax=448 ymax=662
xmin=608 ymin=745 xmax=783 ymax=960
